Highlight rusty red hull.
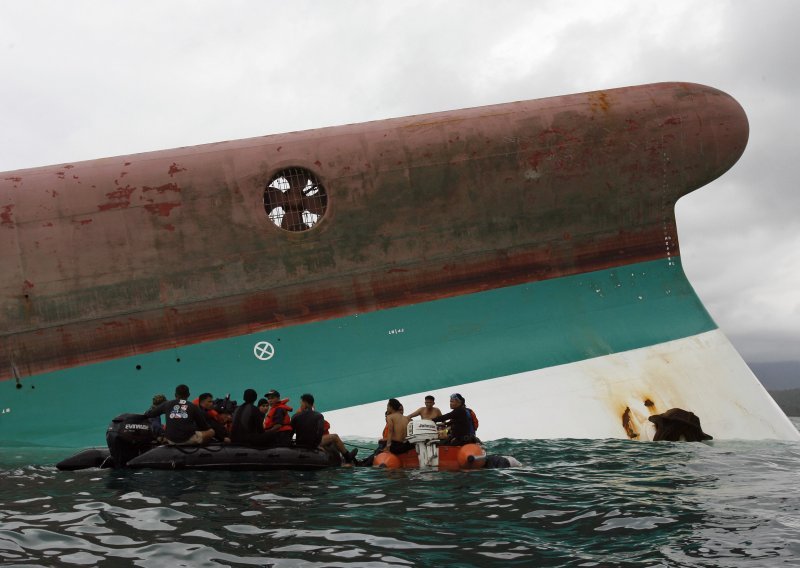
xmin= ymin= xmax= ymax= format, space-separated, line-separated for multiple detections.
xmin=1 ymin=82 xmax=748 ymax=381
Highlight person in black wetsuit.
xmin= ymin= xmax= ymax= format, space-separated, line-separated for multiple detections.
xmin=432 ymin=393 xmax=477 ymax=446
xmin=144 ymin=384 xmax=214 ymax=445
xmin=291 ymin=393 xmax=325 ymax=448
xmin=230 ymin=388 xmax=279 ymax=446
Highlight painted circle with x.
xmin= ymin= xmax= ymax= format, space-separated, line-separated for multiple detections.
xmin=253 ymin=341 xmax=275 ymax=361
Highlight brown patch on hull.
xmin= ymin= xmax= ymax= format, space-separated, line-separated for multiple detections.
xmin=622 ymin=407 xmax=639 ymax=439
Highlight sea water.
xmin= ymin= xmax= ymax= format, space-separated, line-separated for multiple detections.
xmin=1 ymin=419 xmax=799 ymax=567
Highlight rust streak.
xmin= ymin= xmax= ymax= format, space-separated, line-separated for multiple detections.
xmin=1 ymin=204 xmax=15 ymax=227
xmin=589 ymin=92 xmax=611 ymax=112
xmin=144 ymin=202 xmax=180 ymax=217
xmin=622 ymin=407 xmax=639 ymax=439
xmin=168 ymin=163 xmax=186 ymax=177
xmin=98 ymin=185 xmax=136 ymax=212
xmin=142 ymin=183 xmax=180 ymax=194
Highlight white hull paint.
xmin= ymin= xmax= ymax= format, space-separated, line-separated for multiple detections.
xmin=325 ymin=330 xmax=799 ymax=442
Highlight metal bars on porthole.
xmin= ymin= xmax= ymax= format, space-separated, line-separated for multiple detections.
xmin=263 ymin=167 xmax=328 ymax=231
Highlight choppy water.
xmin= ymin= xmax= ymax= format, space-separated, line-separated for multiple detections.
xmin=2 ymin=421 xmax=799 ymax=567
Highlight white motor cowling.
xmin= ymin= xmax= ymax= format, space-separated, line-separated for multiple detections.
xmin=406 ymin=419 xmax=439 ymax=443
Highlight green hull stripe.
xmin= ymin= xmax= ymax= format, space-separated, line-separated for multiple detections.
xmin=2 ymin=257 xmax=715 ymax=447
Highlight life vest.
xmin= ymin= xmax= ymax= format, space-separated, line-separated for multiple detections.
xmin=465 ymin=408 xmax=479 ymax=435
xmin=263 ymin=399 xmax=293 ymax=432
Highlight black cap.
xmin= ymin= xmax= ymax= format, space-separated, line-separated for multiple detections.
xmin=265 ymin=389 xmax=280 ymax=398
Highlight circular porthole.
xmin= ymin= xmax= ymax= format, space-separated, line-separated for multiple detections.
xmin=263 ymin=167 xmax=328 ymax=231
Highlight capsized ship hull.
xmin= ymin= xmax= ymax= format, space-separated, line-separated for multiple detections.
xmin=2 ymin=82 xmax=796 ymax=447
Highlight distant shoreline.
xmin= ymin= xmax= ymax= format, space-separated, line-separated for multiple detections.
xmin=768 ymin=389 xmax=800 ymax=417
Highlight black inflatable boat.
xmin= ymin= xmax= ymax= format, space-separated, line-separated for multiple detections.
xmin=57 ymin=443 xmax=339 ymax=471
xmin=56 ymin=412 xmax=342 ymax=471
xmin=130 ymin=443 xmax=337 ymax=470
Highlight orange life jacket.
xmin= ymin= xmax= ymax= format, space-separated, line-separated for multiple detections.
xmin=263 ymin=399 xmax=293 ymax=432
xmin=466 ymin=408 xmax=479 ymax=433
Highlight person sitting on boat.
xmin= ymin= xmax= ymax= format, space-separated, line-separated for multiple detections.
xmin=257 ymin=398 xmax=269 ymax=421
xmin=231 ymin=388 xmax=279 ymax=446
xmin=213 ymin=396 xmax=236 ymax=436
xmin=147 ymin=393 xmax=167 ymax=440
xmin=432 ymin=393 xmax=478 ymax=446
xmin=144 ymin=384 xmax=215 ymax=445
xmin=384 ymin=398 xmax=413 ymax=455
xmin=406 ymin=395 xmax=442 ymax=421
xmin=320 ymin=421 xmax=358 ymax=464
xmin=263 ymin=390 xmax=293 ymax=447
xmin=191 ymin=392 xmax=231 ymax=444
xmin=297 ymin=394 xmax=358 ymax=464
xmin=291 ymin=393 xmax=325 ymax=448
xmin=194 ymin=392 xmax=214 ymax=413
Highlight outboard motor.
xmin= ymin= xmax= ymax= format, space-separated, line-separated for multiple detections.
xmin=106 ymin=413 xmax=156 ymax=467
xmin=406 ymin=419 xmax=440 ymax=468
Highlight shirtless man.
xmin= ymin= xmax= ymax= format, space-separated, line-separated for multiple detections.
xmin=384 ymin=398 xmax=412 ymax=454
xmin=406 ymin=395 xmax=442 ymax=421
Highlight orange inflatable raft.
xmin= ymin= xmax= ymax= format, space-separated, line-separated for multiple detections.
xmin=372 ymin=420 xmax=517 ymax=470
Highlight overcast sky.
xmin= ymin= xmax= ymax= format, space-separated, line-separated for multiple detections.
xmin=1 ymin=1 xmax=797 ymax=365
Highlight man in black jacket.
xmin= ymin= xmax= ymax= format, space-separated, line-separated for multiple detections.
xmin=432 ymin=393 xmax=477 ymax=446
xmin=145 ymin=384 xmax=214 ymax=445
